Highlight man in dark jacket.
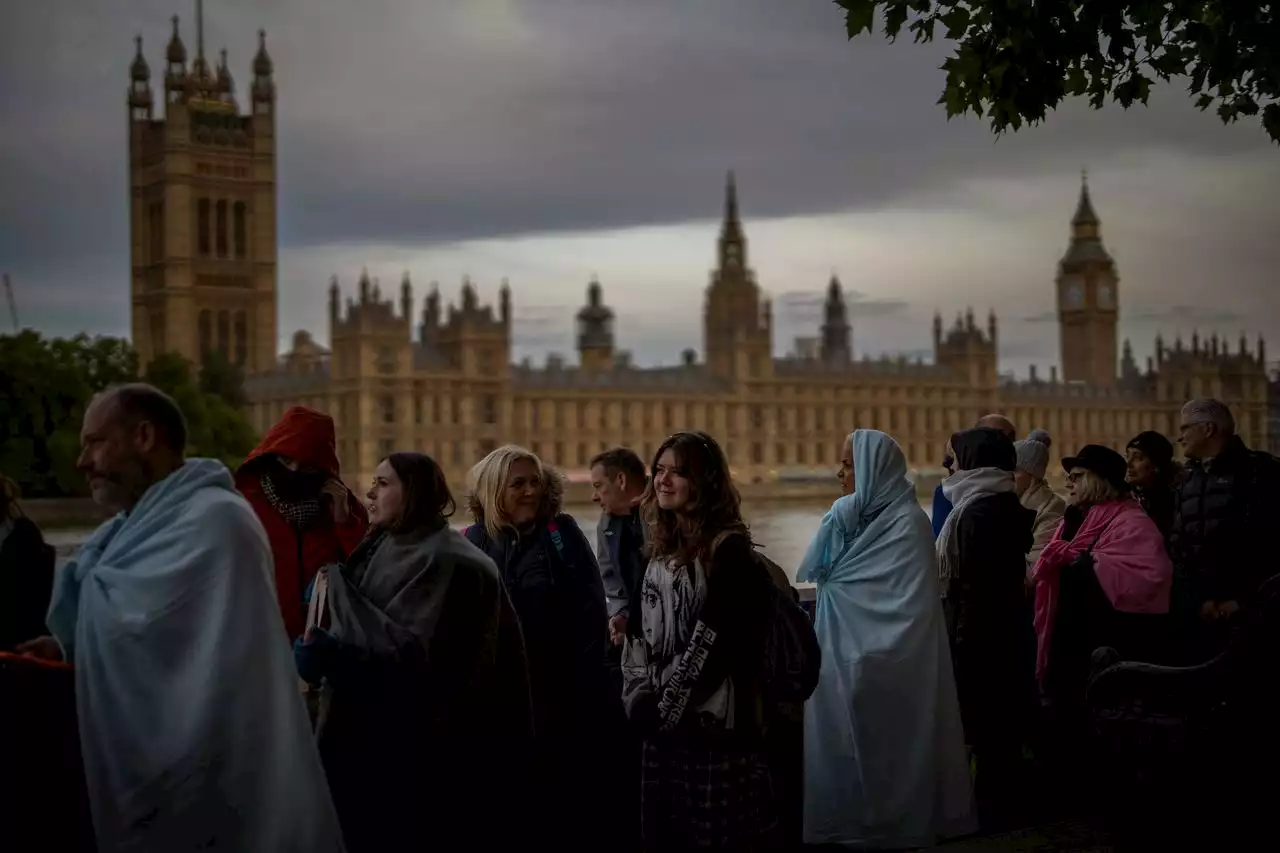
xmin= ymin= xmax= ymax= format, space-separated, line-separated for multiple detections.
xmin=937 ymin=427 xmax=1036 ymax=830
xmin=1170 ymin=398 xmax=1280 ymax=659
xmin=589 ymin=447 xmax=648 ymax=644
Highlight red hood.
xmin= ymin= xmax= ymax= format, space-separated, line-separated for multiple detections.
xmin=240 ymin=406 xmax=341 ymax=476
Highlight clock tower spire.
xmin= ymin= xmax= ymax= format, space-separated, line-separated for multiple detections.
xmin=1056 ymin=170 xmax=1119 ymax=387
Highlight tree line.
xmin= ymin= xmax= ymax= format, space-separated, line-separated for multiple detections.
xmin=0 ymin=332 xmax=258 ymax=498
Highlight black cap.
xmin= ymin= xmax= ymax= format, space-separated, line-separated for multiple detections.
xmin=1126 ymin=431 xmax=1174 ymax=470
xmin=1061 ymin=444 xmax=1129 ymax=491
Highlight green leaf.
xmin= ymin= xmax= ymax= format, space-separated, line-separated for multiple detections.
xmin=883 ymin=2 xmax=909 ymax=39
xmin=941 ymin=6 xmax=971 ymax=39
xmin=1263 ymin=104 xmax=1280 ymax=144
xmin=842 ymin=1 xmax=878 ymax=38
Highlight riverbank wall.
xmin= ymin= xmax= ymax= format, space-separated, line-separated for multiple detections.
xmin=23 ymin=477 xmax=942 ymax=530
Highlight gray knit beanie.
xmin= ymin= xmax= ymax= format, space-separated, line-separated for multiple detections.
xmin=1026 ymin=428 xmax=1052 ymax=448
xmin=1014 ymin=438 xmax=1050 ymax=480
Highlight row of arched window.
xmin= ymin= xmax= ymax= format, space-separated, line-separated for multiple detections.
xmin=199 ymin=309 xmax=249 ymax=365
xmin=196 ymin=198 xmax=248 ymax=259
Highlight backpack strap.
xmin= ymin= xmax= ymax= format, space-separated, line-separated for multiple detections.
xmin=707 ymin=529 xmax=736 ymax=562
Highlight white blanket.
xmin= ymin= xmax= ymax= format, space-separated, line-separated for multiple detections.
xmin=47 ymin=459 xmax=344 ymax=852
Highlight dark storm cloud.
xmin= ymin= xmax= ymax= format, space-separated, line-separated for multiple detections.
xmin=3 ymin=0 xmax=1278 ymax=353
xmin=4 ymin=0 xmax=1276 ymax=262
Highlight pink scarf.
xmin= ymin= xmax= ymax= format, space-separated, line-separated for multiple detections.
xmin=1030 ymin=499 xmax=1172 ymax=681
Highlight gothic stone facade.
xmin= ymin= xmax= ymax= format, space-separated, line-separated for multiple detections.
xmin=127 ymin=16 xmax=278 ymax=375
xmin=243 ymin=174 xmax=1268 ymax=489
xmin=122 ymin=14 xmax=1269 ymax=490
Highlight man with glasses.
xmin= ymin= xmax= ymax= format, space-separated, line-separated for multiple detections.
xmin=1170 ymin=398 xmax=1280 ymax=659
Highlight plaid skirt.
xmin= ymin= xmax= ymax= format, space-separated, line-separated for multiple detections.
xmin=640 ymin=737 xmax=777 ymax=850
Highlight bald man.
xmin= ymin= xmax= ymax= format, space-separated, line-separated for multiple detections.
xmin=20 ymin=384 xmax=342 ymax=851
xmin=976 ymin=414 xmax=1017 ymax=441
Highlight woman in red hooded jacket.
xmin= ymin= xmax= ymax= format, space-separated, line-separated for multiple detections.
xmin=236 ymin=406 xmax=368 ymax=640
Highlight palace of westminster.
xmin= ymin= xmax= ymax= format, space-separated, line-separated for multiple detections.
xmin=125 ymin=13 xmax=1273 ymax=488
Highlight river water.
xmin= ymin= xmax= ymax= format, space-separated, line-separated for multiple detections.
xmin=46 ymin=499 xmax=935 ymax=581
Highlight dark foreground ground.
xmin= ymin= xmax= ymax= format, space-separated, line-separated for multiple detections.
xmin=804 ymin=820 xmax=1114 ymax=852
xmin=928 ymin=820 xmax=1112 ymax=852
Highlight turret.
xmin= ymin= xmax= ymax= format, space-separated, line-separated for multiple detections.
xmin=128 ymin=36 xmax=153 ymax=120
xmin=164 ymin=15 xmax=188 ymax=103
xmin=576 ymin=277 xmax=615 ymax=372
xmin=328 ymin=276 xmax=340 ymax=328
xmin=251 ymin=30 xmax=274 ymax=116
xmin=400 ymin=272 xmax=413 ymax=324
xmin=215 ymin=48 xmax=235 ymax=104
xmin=419 ymin=283 xmax=440 ymax=346
xmin=358 ymin=268 xmax=371 ymax=303
xmin=499 ymin=278 xmax=511 ymax=325
xmin=820 ymin=274 xmax=851 ymax=364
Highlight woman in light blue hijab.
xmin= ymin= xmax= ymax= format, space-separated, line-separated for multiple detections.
xmin=797 ymin=429 xmax=975 ymax=849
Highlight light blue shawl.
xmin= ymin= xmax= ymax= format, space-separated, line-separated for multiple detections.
xmin=796 ymin=430 xmax=975 ymax=848
xmin=47 ymin=459 xmax=344 ymax=852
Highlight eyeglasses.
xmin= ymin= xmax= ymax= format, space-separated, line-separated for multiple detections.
xmin=1065 ymin=472 xmax=1084 ymax=484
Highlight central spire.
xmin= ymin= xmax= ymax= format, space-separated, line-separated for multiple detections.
xmin=196 ymin=0 xmax=205 ymax=65
xmin=717 ymin=170 xmax=746 ymax=271
xmin=725 ymin=170 xmax=739 ymax=224
xmin=1072 ymin=168 xmax=1099 ymax=228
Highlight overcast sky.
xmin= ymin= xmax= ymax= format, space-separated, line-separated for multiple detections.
xmin=2 ymin=0 xmax=1276 ymax=377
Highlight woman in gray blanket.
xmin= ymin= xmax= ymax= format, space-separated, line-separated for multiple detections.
xmin=294 ymin=452 xmax=534 ymax=852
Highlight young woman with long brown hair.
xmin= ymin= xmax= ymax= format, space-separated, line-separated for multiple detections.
xmin=620 ymin=430 xmax=777 ymax=850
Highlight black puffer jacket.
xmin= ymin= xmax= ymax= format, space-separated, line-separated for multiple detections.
xmin=1170 ymin=436 xmax=1280 ymax=608
xmin=464 ymin=469 xmax=621 ymax=845
xmin=0 ymin=517 xmax=55 ymax=650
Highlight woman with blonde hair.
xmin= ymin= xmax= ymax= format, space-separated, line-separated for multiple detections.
xmin=464 ymin=444 xmax=619 ymax=845
xmin=1032 ymin=445 xmax=1172 ymax=693
xmin=1031 ymin=444 xmax=1172 ymax=807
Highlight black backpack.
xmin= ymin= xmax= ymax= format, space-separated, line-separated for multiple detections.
xmin=757 ymin=551 xmax=822 ymax=708
xmin=711 ymin=533 xmax=821 ymax=708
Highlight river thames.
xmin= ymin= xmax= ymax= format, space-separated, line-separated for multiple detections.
xmin=46 ymin=498 xmax=937 ymax=578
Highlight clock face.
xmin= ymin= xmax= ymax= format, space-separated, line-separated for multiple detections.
xmin=1098 ymin=283 xmax=1114 ymax=309
xmin=1064 ymin=282 xmax=1084 ymax=309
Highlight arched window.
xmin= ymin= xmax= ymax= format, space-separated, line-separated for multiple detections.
xmin=197 ymin=199 xmax=211 ymax=256
xmin=233 ymin=201 xmax=247 ymax=258
xmin=217 ymin=310 xmax=230 ymax=358
xmin=215 ymin=200 xmax=228 ymax=257
xmin=233 ymin=311 xmax=247 ymax=365
xmin=199 ymin=310 xmax=212 ymax=360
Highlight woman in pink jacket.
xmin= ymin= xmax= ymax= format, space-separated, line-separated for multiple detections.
xmin=1031 ymin=444 xmax=1172 ymax=806
xmin=1031 ymin=444 xmax=1172 ymax=699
